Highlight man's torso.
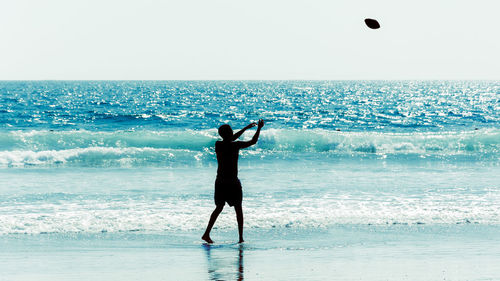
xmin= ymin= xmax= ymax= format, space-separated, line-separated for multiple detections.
xmin=215 ymin=141 xmax=241 ymax=180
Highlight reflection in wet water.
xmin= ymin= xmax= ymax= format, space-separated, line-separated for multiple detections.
xmin=204 ymin=244 xmax=244 ymax=281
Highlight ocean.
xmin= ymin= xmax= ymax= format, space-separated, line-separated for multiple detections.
xmin=1 ymin=80 xmax=499 ymax=280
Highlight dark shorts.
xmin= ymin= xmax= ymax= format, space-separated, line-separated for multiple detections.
xmin=214 ymin=178 xmax=242 ymax=207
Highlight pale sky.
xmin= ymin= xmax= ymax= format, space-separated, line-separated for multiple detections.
xmin=0 ymin=0 xmax=499 ymax=80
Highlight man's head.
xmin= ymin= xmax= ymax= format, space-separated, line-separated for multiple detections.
xmin=218 ymin=124 xmax=233 ymax=141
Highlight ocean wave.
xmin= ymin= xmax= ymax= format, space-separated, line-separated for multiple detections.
xmin=0 ymin=129 xmax=498 ymax=167
xmin=261 ymin=128 xmax=500 ymax=155
xmin=0 ymin=147 xmax=211 ymax=167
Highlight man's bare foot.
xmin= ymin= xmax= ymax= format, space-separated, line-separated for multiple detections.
xmin=202 ymin=234 xmax=213 ymax=244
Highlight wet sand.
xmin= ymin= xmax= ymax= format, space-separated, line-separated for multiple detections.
xmin=1 ymin=225 xmax=499 ymax=281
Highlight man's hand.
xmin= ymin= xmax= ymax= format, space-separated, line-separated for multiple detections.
xmin=257 ymin=119 xmax=264 ymax=128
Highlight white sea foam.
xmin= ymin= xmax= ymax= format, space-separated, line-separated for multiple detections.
xmin=0 ymin=147 xmax=189 ymax=167
xmin=1 ymin=193 xmax=499 ymax=235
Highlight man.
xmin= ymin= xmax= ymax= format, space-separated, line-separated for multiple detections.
xmin=202 ymin=119 xmax=264 ymax=243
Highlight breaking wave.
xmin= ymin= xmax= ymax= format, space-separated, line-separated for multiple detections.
xmin=0 ymin=128 xmax=498 ymax=167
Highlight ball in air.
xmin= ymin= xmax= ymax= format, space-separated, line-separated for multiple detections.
xmin=364 ymin=18 xmax=380 ymax=29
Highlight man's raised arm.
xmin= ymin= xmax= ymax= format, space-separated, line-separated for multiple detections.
xmin=238 ymin=119 xmax=264 ymax=149
xmin=232 ymin=122 xmax=257 ymax=141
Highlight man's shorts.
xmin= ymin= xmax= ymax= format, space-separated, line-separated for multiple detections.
xmin=214 ymin=178 xmax=242 ymax=207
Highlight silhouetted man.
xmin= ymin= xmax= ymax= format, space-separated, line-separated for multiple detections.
xmin=202 ymin=119 xmax=264 ymax=243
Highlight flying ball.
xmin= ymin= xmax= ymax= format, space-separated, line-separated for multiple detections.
xmin=364 ymin=18 xmax=380 ymax=29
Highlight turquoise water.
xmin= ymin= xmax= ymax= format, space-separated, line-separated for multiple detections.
xmin=2 ymin=81 xmax=498 ymax=131
xmin=0 ymin=81 xmax=499 ymax=279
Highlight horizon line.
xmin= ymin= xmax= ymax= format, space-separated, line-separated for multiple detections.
xmin=0 ymin=79 xmax=499 ymax=82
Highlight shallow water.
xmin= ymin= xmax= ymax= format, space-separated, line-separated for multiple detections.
xmin=0 ymin=162 xmax=499 ymax=235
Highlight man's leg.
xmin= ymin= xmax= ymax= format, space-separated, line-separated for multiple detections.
xmin=234 ymin=204 xmax=244 ymax=243
xmin=202 ymin=205 xmax=224 ymax=243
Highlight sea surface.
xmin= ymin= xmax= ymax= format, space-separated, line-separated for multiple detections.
xmin=1 ymin=81 xmax=499 ymax=280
